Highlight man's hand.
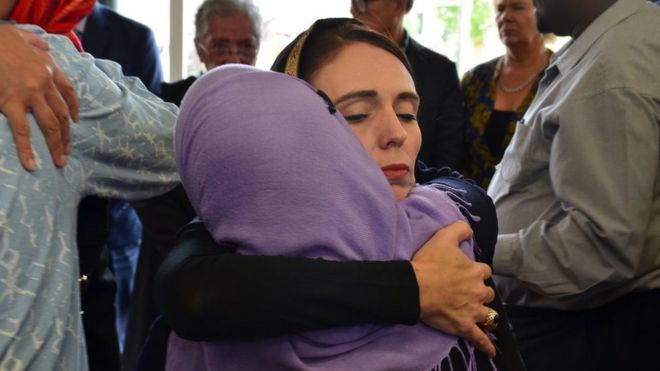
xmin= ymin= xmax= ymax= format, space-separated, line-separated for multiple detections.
xmin=411 ymin=221 xmax=497 ymax=357
xmin=0 ymin=25 xmax=79 ymax=171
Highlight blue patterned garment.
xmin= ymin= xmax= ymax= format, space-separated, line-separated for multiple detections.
xmin=0 ymin=26 xmax=178 ymax=370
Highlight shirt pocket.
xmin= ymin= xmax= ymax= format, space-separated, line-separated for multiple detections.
xmin=499 ymin=117 xmax=550 ymax=187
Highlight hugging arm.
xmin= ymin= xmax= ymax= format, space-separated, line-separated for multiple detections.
xmin=155 ymin=177 xmax=505 ymax=359
xmin=155 ymin=219 xmax=499 ymax=358
xmin=154 ymin=221 xmax=419 ymax=341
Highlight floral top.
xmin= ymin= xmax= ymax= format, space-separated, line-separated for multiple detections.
xmin=461 ymin=53 xmax=550 ymax=189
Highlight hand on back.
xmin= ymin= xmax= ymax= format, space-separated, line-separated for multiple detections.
xmin=0 ymin=25 xmax=79 ymax=170
xmin=411 ymin=221 xmax=497 ymax=358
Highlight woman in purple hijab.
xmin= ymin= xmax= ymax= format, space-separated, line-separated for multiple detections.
xmin=172 ymin=60 xmax=489 ymax=369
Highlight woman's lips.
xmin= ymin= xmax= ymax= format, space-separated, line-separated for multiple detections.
xmin=381 ymin=164 xmax=410 ymax=180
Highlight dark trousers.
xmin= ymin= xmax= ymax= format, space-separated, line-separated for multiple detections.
xmin=506 ymin=289 xmax=660 ymax=371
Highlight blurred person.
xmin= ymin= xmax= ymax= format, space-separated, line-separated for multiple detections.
xmin=159 ymin=0 xmax=260 ymax=105
xmin=489 ymin=0 xmax=660 ymax=369
xmin=350 ymin=0 xmax=465 ymax=175
xmin=462 ymin=0 xmax=552 ymax=189
xmin=77 ymin=2 xmax=163 ymax=95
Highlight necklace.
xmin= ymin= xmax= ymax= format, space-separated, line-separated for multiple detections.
xmin=495 ymin=50 xmax=551 ymax=94
xmin=497 ymin=72 xmax=538 ymax=94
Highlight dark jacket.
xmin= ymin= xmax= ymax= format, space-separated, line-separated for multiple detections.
xmin=405 ymin=35 xmax=465 ymax=171
xmin=81 ymin=4 xmax=163 ymax=94
xmin=159 ymin=76 xmax=198 ymax=106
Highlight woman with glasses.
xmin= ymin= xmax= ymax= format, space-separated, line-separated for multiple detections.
xmin=155 ymin=18 xmax=525 ymax=371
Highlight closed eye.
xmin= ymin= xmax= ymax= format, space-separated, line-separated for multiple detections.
xmin=397 ymin=113 xmax=417 ymax=122
xmin=343 ymin=113 xmax=369 ymax=123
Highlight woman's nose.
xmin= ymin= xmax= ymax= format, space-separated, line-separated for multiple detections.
xmin=501 ymin=8 xmax=513 ymax=22
xmin=379 ymin=112 xmax=407 ymax=148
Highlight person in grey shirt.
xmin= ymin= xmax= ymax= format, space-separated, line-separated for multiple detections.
xmin=488 ymin=0 xmax=660 ymax=370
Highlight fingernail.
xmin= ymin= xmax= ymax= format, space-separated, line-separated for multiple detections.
xmin=27 ymin=159 xmax=36 ymax=171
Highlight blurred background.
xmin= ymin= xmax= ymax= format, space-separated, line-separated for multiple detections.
xmin=104 ymin=0 xmax=567 ymax=81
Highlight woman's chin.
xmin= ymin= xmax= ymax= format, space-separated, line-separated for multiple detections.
xmin=391 ymin=184 xmax=413 ymax=202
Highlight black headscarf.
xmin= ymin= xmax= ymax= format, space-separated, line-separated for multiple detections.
xmin=270 ymin=18 xmax=362 ymax=76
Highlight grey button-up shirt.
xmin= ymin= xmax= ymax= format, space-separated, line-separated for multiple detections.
xmin=489 ymin=0 xmax=660 ymax=310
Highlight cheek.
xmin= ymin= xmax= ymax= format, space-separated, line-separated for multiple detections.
xmin=349 ymin=125 xmax=375 ymax=151
xmin=407 ymin=126 xmax=422 ymax=158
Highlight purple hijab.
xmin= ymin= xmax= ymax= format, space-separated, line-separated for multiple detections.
xmin=172 ymin=65 xmax=479 ymax=370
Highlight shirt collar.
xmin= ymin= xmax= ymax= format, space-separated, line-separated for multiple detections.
xmin=551 ymin=0 xmax=645 ymax=76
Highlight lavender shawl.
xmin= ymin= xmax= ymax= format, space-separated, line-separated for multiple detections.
xmin=171 ymin=65 xmax=478 ymax=370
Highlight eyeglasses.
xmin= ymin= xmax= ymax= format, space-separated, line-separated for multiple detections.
xmin=351 ymin=0 xmax=382 ymax=13
xmin=351 ymin=0 xmax=370 ymax=13
xmin=198 ymin=38 xmax=258 ymax=58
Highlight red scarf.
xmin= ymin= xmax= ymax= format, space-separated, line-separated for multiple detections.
xmin=9 ymin=0 xmax=96 ymax=51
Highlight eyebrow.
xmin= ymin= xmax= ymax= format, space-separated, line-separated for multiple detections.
xmin=333 ymin=90 xmax=377 ymax=105
xmin=397 ymin=91 xmax=420 ymax=104
xmin=333 ymin=90 xmax=420 ymax=105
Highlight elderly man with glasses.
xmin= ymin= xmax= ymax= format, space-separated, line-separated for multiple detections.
xmin=351 ymin=0 xmax=465 ymax=176
xmin=161 ymin=0 xmax=261 ymax=106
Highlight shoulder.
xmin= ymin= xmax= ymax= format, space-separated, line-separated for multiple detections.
xmin=461 ymin=56 xmax=500 ymax=86
xmin=406 ymin=36 xmax=456 ymax=70
xmin=17 ymin=26 xmax=97 ymax=86
xmin=90 ymin=4 xmax=153 ymax=36
xmin=577 ymin=8 xmax=660 ymax=98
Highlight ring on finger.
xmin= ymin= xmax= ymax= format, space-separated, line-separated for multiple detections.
xmin=478 ymin=308 xmax=499 ymax=331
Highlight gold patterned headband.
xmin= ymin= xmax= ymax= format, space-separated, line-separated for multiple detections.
xmin=284 ymin=28 xmax=312 ymax=77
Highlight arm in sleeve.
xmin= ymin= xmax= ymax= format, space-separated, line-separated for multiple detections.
xmin=154 ymin=222 xmax=420 ymax=341
xmin=494 ymin=88 xmax=659 ymax=307
xmin=132 ymin=27 xmax=163 ymax=95
xmin=42 ymin=29 xmax=178 ymax=200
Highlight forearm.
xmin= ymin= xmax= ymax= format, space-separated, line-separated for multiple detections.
xmin=154 ymin=223 xmax=419 ymax=341
xmin=32 ymin=27 xmax=179 ymax=198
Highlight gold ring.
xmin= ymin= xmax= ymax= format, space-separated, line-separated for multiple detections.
xmin=479 ymin=308 xmax=499 ymax=331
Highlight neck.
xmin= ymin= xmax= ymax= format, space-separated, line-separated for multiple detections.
xmin=387 ymin=24 xmax=405 ymax=46
xmin=504 ymin=36 xmax=547 ymax=68
xmin=571 ymin=0 xmax=617 ymax=38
